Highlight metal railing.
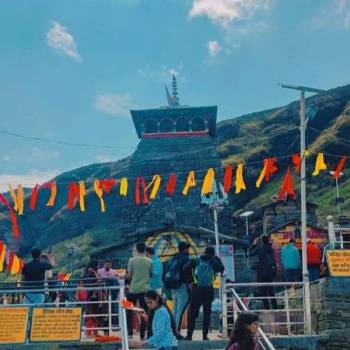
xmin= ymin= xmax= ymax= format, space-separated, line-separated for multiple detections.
xmin=0 ymin=278 xmax=129 ymax=349
xmin=229 ymin=287 xmax=276 ymax=350
xmin=225 ymin=282 xmax=307 ymax=338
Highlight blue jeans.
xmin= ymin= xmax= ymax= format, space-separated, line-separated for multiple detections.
xmin=171 ymin=283 xmax=189 ymax=330
xmin=308 ymin=265 xmax=320 ymax=282
xmin=284 ymin=269 xmax=301 ymax=282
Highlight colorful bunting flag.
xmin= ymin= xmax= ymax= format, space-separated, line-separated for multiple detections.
xmin=135 ymin=177 xmax=149 ymax=205
xmin=223 ymin=165 xmax=233 ymax=193
xmin=0 ymin=194 xmax=20 ymax=238
xmin=333 ymin=156 xmax=347 ymax=179
xmin=201 ymin=168 xmax=215 ymax=194
xmin=312 ymin=153 xmax=327 ymax=176
xmin=165 ymin=174 xmax=176 ymax=195
xmin=235 ymin=164 xmax=246 ymax=194
xmin=278 ymin=167 xmax=296 ymax=201
xmin=182 ymin=171 xmax=196 ymax=195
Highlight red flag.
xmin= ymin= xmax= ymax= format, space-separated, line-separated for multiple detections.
xmin=278 ymin=167 xmax=296 ymax=201
xmin=6 ymin=251 xmax=15 ymax=273
xmin=135 ymin=177 xmax=149 ymax=205
xmin=291 ymin=154 xmax=301 ymax=173
xmin=29 ymin=185 xmax=40 ymax=210
xmin=265 ymin=158 xmax=278 ymax=181
xmin=165 ymin=174 xmax=176 ymax=195
xmin=67 ymin=182 xmax=80 ymax=209
xmin=0 ymin=194 xmax=20 ymax=238
xmin=223 ymin=165 xmax=233 ymax=193
xmin=99 ymin=179 xmax=116 ymax=193
xmin=333 ymin=156 xmax=347 ymax=179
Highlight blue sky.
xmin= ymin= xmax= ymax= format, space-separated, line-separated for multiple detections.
xmin=0 ymin=0 xmax=349 ymax=189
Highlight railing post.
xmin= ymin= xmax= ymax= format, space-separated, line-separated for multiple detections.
xmin=108 ymin=290 xmax=112 ymax=335
xmin=118 ymin=280 xmax=129 ymax=350
xmin=327 ymin=215 xmax=335 ymax=249
xmin=284 ymin=287 xmax=291 ymax=335
xmin=222 ymin=279 xmax=228 ymax=337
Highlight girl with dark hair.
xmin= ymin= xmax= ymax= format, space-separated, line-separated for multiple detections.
xmin=131 ymin=290 xmax=178 ymax=350
xmin=226 ymin=312 xmax=261 ymax=350
xmin=83 ymin=260 xmax=101 ymax=338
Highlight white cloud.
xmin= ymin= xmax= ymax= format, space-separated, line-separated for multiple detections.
xmin=311 ymin=0 xmax=350 ymax=29
xmin=0 ymin=170 xmax=60 ymax=192
xmin=189 ymin=0 xmax=272 ymax=28
xmin=95 ymin=93 xmax=133 ymax=117
xmin=46 ymin=21 xmax=82 ymax=62
xmin=137 ymin=63 xmax=186 ymax=82
xmin=208 ymin=40 xmax=223 ymax=56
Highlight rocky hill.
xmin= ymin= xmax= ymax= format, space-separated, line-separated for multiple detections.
xmin=1 ymin=83 xmax=350 ymax=272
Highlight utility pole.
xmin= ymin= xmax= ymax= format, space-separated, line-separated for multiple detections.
xmin=280 ymin=83 xmax=325 ymax=335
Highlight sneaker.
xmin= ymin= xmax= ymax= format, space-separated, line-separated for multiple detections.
xmin=184 ymin=336 xmax=192 ymax=341
xmin=203 ymin=336 xmax=210 ymax=341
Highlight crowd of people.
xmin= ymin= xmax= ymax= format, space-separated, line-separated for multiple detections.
xmin=124 ymin=241 xmax=225 ymax=349
xmin=16 ymin=233 xmax=327 ymax=349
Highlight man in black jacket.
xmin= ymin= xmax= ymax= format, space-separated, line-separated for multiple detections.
xmin=164 ymin=241 xmax=191 ymax=331
xmin=184 ymin=246 xmax=225 ymax=341
xmin=249 ymin=234 xmax=278 ymax=309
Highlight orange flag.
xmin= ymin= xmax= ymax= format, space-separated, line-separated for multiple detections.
xmin=0 ymin=242 xmax=6 ymax=272
xmin=291 ymin=154 xmax=301 ymax=173
xmin=278 ymin=167 xmax=296 ymax=201
xmin=256 ymin=158 xmax=278 ymax=188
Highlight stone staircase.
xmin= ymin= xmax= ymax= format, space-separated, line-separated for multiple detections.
xmin=0 ymin=336 xmax=330 ymax=350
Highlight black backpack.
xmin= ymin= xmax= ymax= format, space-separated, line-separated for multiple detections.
xmin=163 ymin=256 xmax=182 ymax=290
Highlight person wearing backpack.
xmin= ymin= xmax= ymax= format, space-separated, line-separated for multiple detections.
xmin=248 ymin=235 xmax=278 ymax=310
xmin=163 ymin=241 xmax=191 ymax=331
xmin=184 ymin=246 xmax=225 ymax=341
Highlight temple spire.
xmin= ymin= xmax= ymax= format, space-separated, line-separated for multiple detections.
xmin=165 ymin=75 xmax=180 ymax=107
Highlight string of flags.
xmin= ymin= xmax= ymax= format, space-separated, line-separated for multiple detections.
xmin=0 ymin=241 xmax=24 ymax=276
xmin=0 ymin=152 xmax=348 ymax=239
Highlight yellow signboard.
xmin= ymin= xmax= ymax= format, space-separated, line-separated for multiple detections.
xmin=30 ymin=307 xmax=81 ymax=342
xmin=0 ymin=307 xmax=29 ymax=344
xmin=327 ymin=250 xmax=350 ymax=277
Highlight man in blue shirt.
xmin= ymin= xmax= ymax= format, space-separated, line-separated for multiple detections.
xmin=281 ymin=239 xmax=301 ymax=282
xmin=146 ymin=247 xmax=163 ymax=295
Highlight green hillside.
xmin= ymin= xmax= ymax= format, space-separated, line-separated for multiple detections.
xmin=1 ymin=83 xmax=350 ymax=276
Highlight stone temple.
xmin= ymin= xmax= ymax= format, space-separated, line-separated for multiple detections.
xmin=93 ymin=76 xmax=232 ymax=265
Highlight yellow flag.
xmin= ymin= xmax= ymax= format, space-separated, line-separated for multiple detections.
xmin=256 ymin=160 xmax=267 ymax=188
xmin=182 ymin=171 xmax=196 ymax=195
xmin=94 ymin=180 xmax=106 ymax=212
xmin=235 ymin=163 xmax=246 ymax=194
xmin=148 ymin=175 xmax=162 ymax=200
xmin=201 ymin=168 xmax=215 ymax=194
xmin=9 ymin=185 xmax=18 ymax=211
xmin=78 ymin=181 xmax=86 ymax=212
xmin=120 ymin=178 xmax=128 ymax=196
xmin=312 ymin=153 xmax=327 ymax=176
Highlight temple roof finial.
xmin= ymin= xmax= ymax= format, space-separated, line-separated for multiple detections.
xmin=165 ymin=75 xmax=180 ymax=107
